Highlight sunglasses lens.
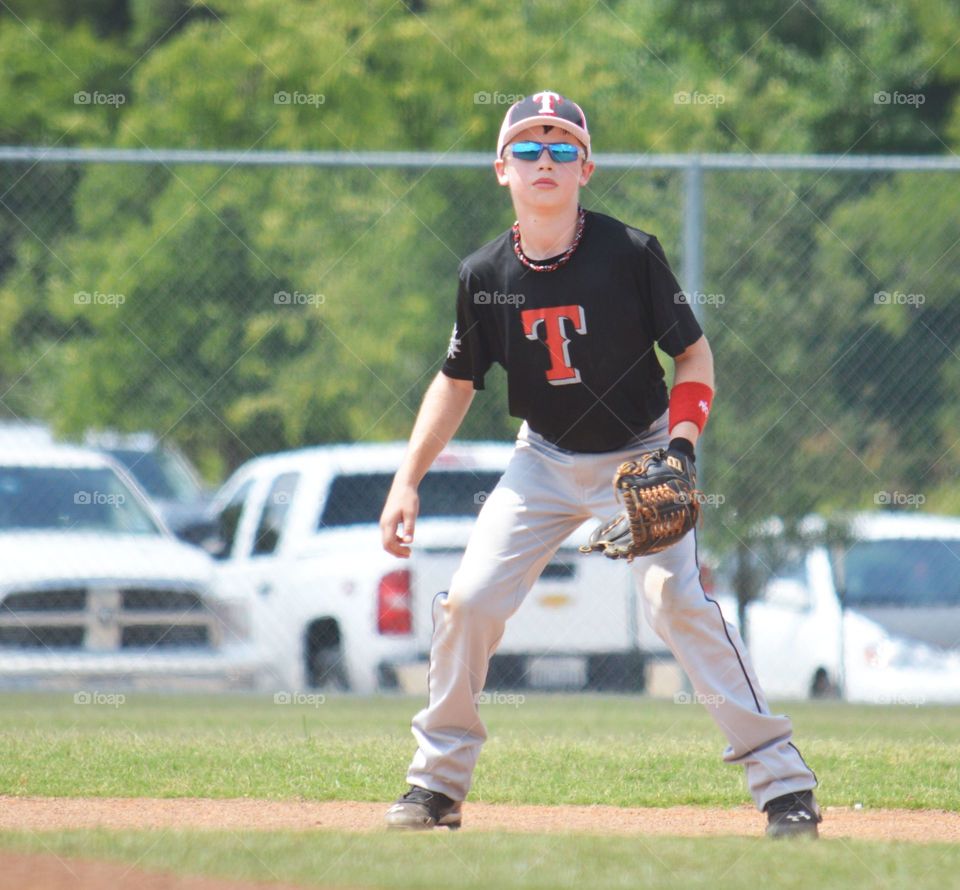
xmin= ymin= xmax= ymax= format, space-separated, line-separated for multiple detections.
xmin=510 ymin=141 xmax=543 ymax=161
xmin=548 ymin=144 xmax=580 ymax=162
xmin=509 ymin=141 xmax=581 ymax=162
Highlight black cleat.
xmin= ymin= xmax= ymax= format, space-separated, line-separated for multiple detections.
xmin=385 ymin=785 xmax=462 ymax=831
xmin=765 ymin=790 xmax=822 ymax=839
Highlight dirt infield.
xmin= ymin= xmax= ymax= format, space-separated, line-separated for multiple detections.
xmin=0 ymin=796 xmax=957 ymax=843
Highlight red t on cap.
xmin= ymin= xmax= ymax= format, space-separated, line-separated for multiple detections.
xmin=496 ymin=91 xmax=591 ymax=159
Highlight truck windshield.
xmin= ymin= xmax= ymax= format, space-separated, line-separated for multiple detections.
xmin=319 ymin=471 xmax=503 ymax=528
xmin=844 ymin=539 xmax=960 ymax=606
xmin=105 ymin=448 xmax=202 ymax=502
xmin=0 ymin=466 xmax=161 ymax=535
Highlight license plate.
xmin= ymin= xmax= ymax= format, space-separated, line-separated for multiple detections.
xmin=526 ymin=655 xmax=587 ymax=688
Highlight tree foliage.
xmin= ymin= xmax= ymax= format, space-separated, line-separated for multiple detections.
xmin=0 ymin=0 xmax=957 ymax=532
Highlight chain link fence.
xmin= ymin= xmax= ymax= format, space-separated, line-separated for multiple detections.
xmin=0 ymin=147 xmax=957 ymax=695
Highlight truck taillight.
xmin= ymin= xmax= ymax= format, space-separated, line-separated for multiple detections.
xmin=378 ymin=570 xmax=412 ymax=635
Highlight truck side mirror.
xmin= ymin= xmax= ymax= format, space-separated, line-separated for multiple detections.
xmin=180 ymin=517 xmax=227 ymax=558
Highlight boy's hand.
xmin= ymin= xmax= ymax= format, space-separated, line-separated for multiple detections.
xmin=380 ymin=483 xmax=420 ymax=558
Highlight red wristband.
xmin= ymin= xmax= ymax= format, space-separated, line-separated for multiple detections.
xmin=669 ymin=381 xmax=714 ymax=434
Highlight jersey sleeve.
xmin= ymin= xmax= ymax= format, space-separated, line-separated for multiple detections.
xmin=440 ymin=264 xmax=493 ymax=390
xmin=644 ymin=235 xmax=703 ymax=357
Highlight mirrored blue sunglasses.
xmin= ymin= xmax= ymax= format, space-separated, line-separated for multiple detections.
xmin=509 ymin=141 xmax=582 ymax=163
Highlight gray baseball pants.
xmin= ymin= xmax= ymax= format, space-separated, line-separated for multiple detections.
xmin=407 ymin=412 xmax=817 ymax=810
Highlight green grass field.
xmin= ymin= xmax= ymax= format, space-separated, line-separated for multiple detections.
xmin=1 ymin=692 xmax=958 ymax=808
xmin=0 ymin=829 xmax=958 ymax=890
xmin=0 ymin=692 xmax=957 ymax=889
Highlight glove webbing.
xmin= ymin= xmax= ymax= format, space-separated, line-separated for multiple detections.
xmin=621 ymin=487 xmax=694 ymax=556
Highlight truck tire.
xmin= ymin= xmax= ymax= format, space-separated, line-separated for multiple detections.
xmin=485 ymin=654 xmax=527 ymax=690
xmin=306 ymin=619 xmax=349 ymax=690
xmin=810 ymin=667 xmax=838 ymax=699
xmin=587 ymin=652 xmax=646 ymax=692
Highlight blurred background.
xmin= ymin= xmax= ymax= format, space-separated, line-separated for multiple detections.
xmin=0 ymin=0 xmax=958 ymax=702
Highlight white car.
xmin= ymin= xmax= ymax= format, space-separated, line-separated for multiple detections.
xmin=0 ymin=444 xmax=262 ymax=689
xmin=206 ymin=442 xmax=650 ymax=694
xmin=714 ymin=512 xmax=960 ymax=703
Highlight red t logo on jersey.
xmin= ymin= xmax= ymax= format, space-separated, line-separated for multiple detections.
xmin=521 ymin=304 xmax=587 ymax=385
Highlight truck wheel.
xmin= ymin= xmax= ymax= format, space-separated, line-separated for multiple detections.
xmin=306 ymin=620 xmax=349 ymax=690
xmin=810 ymin=667 xmax=838 ymax=699
xmin=587 ymin=652 xmax=646 ymax=692
xmin=485 ymin=654 xmax=527 ymax=690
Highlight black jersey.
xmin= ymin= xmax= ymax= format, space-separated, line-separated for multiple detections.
xmin=441 ymin=210 xmax=702 ymax=453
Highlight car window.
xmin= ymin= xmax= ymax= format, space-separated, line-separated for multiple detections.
xmin=106 ymin=448 xmax=202 ymax=502
xmin=319 ymin=470 xmax=504 ymax=528
xmin=845 ymin=539 xmax=960 ymax=606
xmin=218 ymin=478 xmax=253 ymax=559
xmin=252 ymin=472 xmax=300 ymax=556
xmin=769 ymin=553 xmax=807 ymax=586
xmin=712 ymin=544 xmax=809 ymax=606
xmin=0 ymin=466 xmax=160 ymax=534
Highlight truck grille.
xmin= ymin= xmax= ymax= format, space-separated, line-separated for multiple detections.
xmin=0 ymin=626 xmax=85 ymax=648
xmin=0 ymin=585 xmax=218 ymax=651
xmin=2 ymin=589 xmax=87 ymax=612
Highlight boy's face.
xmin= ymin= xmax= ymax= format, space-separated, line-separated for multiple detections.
xmin=494 ymin=125 xmax=595 ymax=207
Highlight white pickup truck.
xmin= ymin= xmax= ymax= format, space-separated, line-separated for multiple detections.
xmin=0 ymin=444 xmax=262 ymax=689
xmin=206 ymin=442 xmax=662 ymax=694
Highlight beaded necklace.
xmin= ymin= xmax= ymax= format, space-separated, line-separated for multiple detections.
xmin=512 ymin=206 xmax=586 ymax=273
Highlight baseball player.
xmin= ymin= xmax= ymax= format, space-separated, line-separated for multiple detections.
xmin=379 ymin=91 xmax=821 ymax=838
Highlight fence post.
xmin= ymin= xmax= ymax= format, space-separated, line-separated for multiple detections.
xmin=681 ymin=156 xmax=708 ymax=510
xmin=682 ymin=156 xmax=704 ymax=319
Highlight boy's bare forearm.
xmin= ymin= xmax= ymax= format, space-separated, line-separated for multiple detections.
xmin=671 ymin=335 xmax=714 ymax=445
xmin=394 ymin=373 xmax=475 ymax=487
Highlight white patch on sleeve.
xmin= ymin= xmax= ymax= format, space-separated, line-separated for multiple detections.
xmin=446 ymin=324 xmax=461 ymax=360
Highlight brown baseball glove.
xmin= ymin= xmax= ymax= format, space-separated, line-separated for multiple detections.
xmin=580 ymin=446 xmax=700 ymax=561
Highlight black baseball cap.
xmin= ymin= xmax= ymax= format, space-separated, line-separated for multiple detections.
xmin=496 ymin=91 xmax=591 ymax=160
